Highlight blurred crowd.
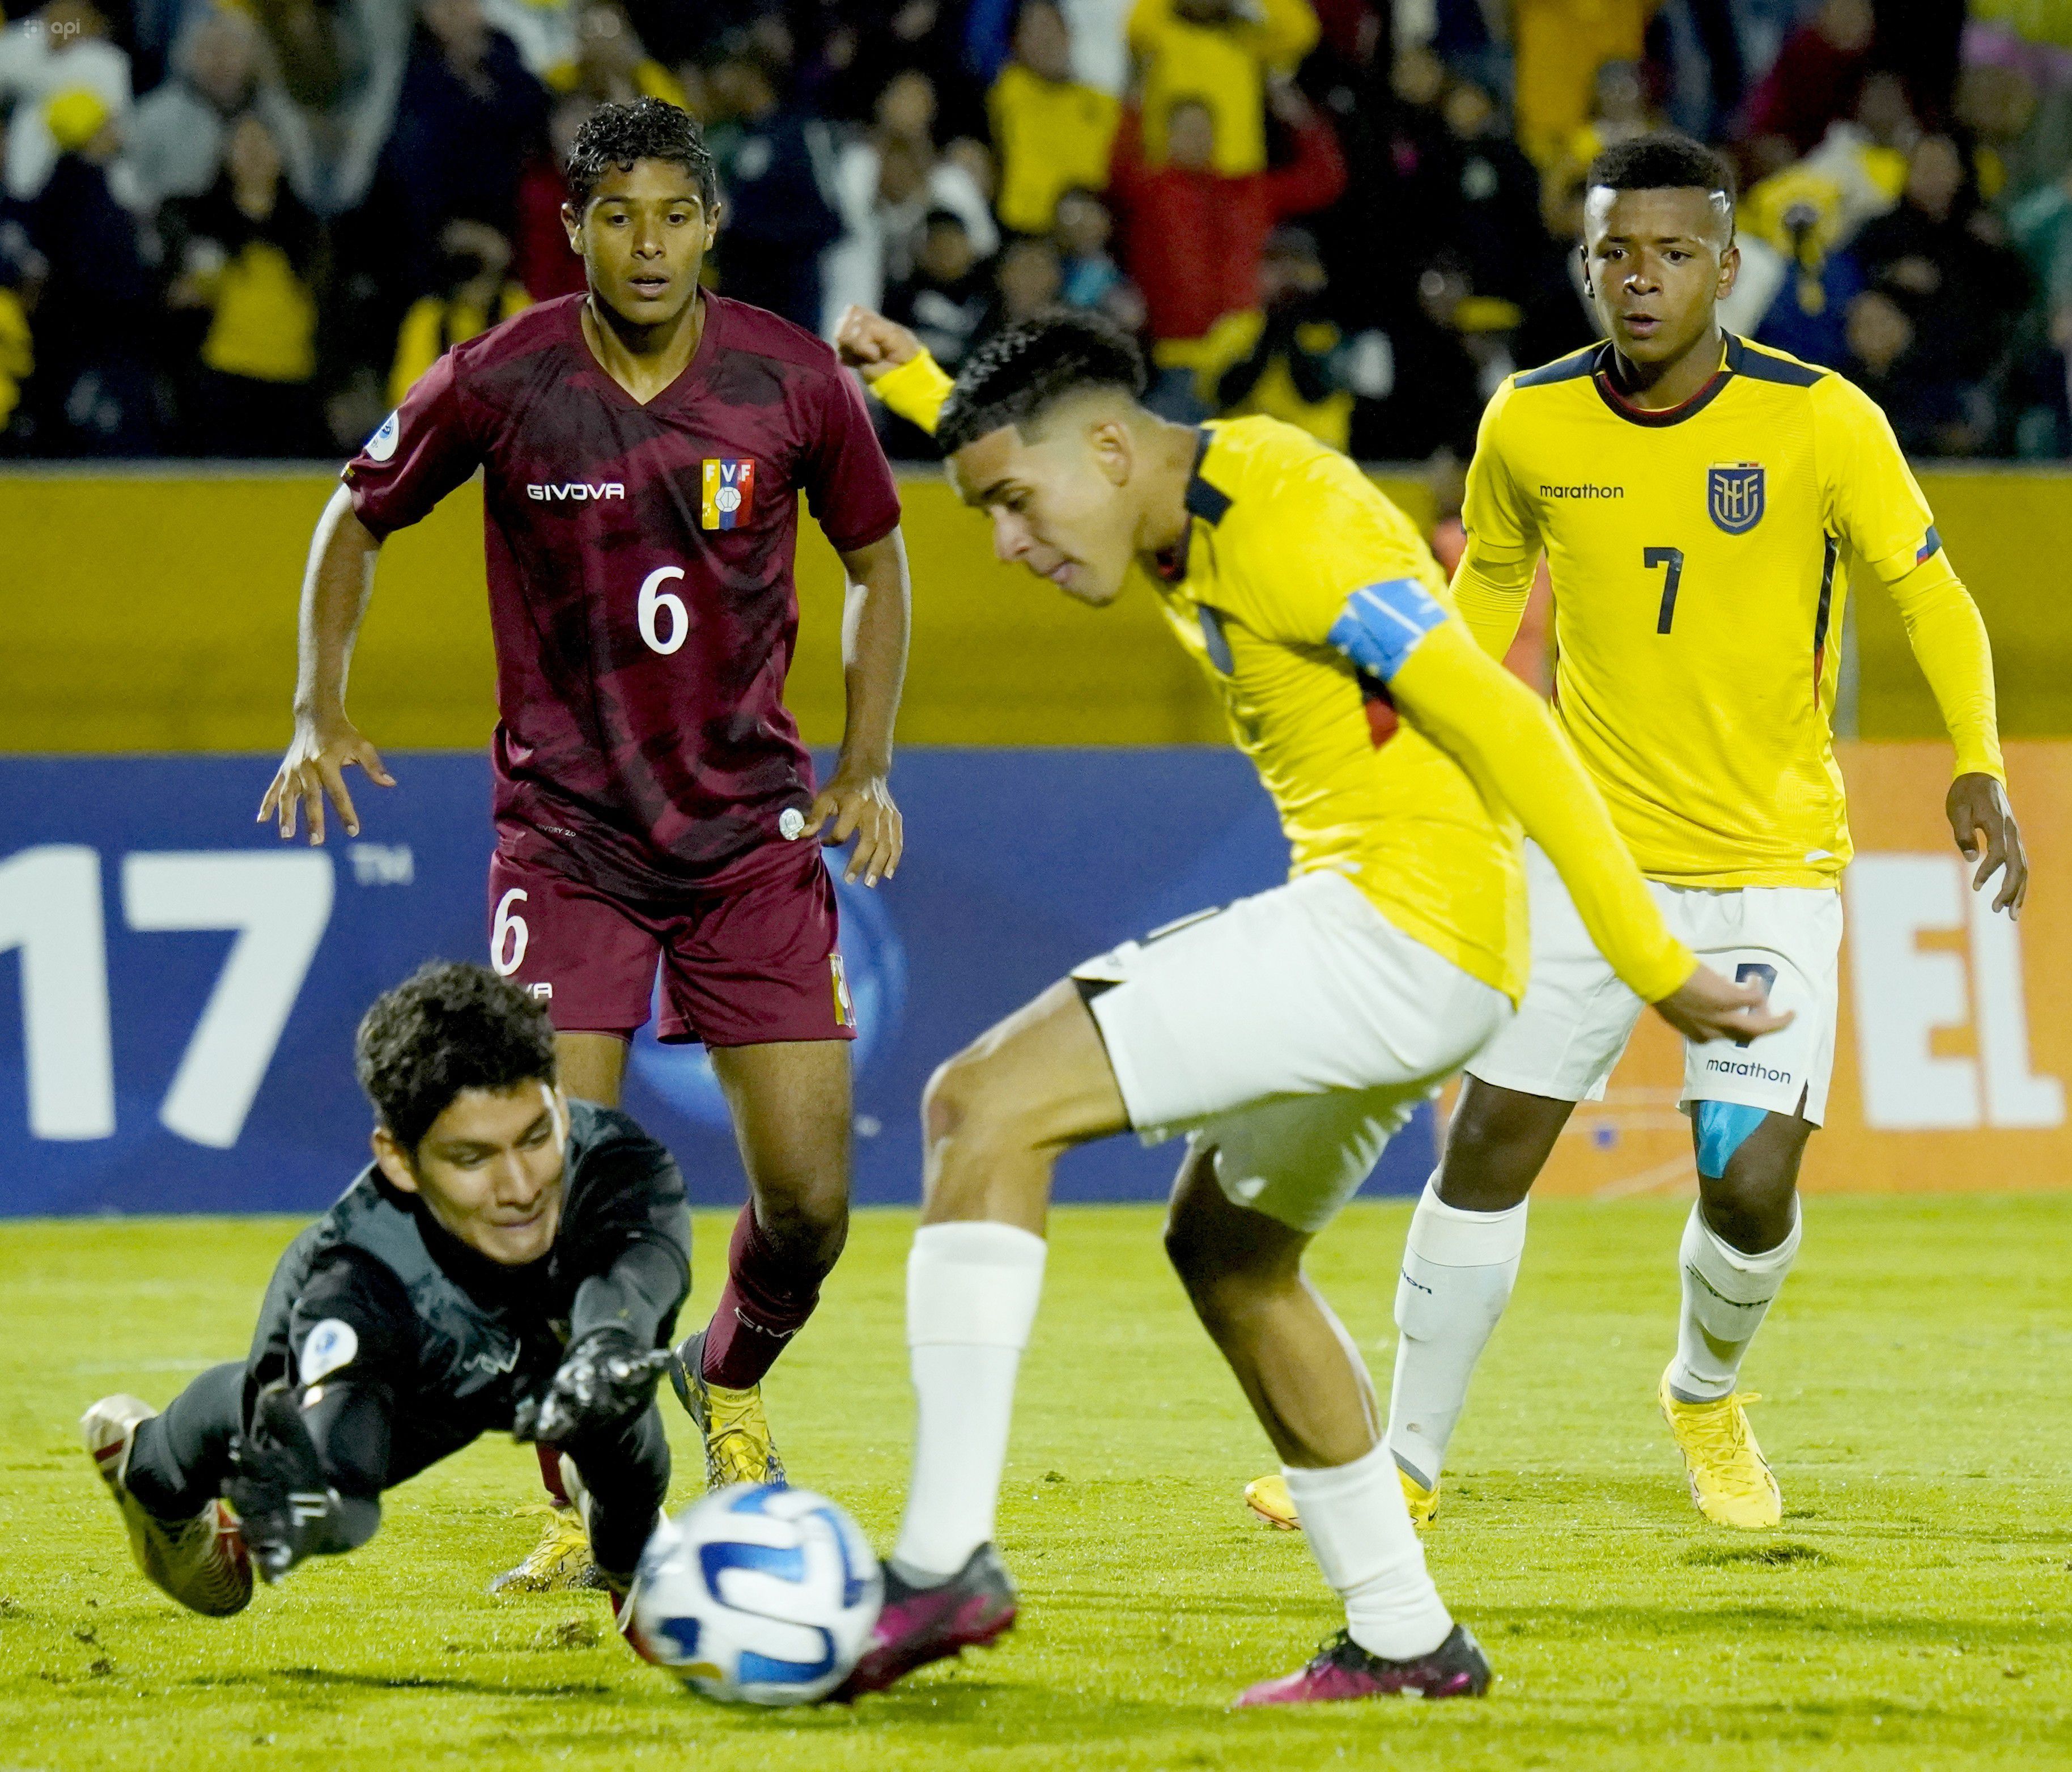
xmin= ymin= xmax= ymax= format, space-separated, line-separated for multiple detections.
xmin=1 ymin=0 xmax=2069 ymax=461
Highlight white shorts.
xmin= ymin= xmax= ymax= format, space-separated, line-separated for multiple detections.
xmin=1464 ymin=843 xmax=1842 ymax=1123
xmin=1073 ymin=870 xmax=1511 ymax=1233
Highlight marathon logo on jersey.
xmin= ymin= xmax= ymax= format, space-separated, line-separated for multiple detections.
xmin=1708 ymin=463 xmax=1765 ymax=535
xmin=702 ymin=457 xmax=757 ymax=530
xmin=830 ymin=953 xmax=855 ymax=1029
xmin=527 ymin=481 xmax=626 ymax=502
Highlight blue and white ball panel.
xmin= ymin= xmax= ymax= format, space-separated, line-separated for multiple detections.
xmin=1326 ymin=577 xmax=1449 ymax=681
xmin=629 ymin=1482 xmax=882 ymax=1707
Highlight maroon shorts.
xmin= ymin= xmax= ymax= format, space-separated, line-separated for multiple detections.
xmin=485 ymin=838 xmax=856 ymax=1047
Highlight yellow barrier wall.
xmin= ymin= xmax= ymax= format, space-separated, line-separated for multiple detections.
xmin=0 ymin=467 xmax=2056 ymax=752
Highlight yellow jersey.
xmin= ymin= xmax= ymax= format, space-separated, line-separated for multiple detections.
xmin=1456 ymin=333 xmax=2003 ymax=888
xmin=869 ymin=352 xmax=1695 ymax=1004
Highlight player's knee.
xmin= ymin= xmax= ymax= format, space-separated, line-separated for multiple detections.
xmin=922 ymin=1045 xmax=1018 ymax=1158
xmin=1438 ymin=1086 xmax=1564 ymax=1209
xmin=1164 ymin=1200 xmax=1293 ymax=1330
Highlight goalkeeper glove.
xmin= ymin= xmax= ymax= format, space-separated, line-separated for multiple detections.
xmin=227 ymin=1383 xmax=380 ymax=1583
xmin=511 ymin=1328 xmax=672 ymax=1445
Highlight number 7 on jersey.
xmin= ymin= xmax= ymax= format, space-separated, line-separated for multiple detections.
xmin=1645 ymin=546 xmax=1685 ymax=634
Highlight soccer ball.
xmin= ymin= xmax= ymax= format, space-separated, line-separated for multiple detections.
xmin=626 ymin=1483 xmax=882 ymax=1706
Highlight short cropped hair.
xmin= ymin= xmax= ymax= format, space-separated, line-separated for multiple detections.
xmin=355 ymin=962 xmax=558 ymax=1155
xmin=566 ymin=97 xmax=718 ymax=215
xmin=1586 ymin=133 xmax=1736 ymax=233
xmin=937 ymin=311 xmax=1148 ymax=453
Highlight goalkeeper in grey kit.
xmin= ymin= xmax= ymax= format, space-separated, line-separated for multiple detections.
xmin=82 ymin=963 xmax=690 ymax=1615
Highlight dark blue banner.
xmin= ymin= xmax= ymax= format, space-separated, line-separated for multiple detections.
xmin=0 ymin=752 xmax=1433 ymax=1216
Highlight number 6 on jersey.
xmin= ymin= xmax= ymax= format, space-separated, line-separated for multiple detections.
xmin=639 ymin=566 xmax=689 ymax=656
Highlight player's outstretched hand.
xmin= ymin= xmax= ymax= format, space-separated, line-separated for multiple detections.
xmin=800 ymin=764 xmax=902 ymax=886
xmin=228 ymin=1383 xmax=379 ymax=1583
xmin=512 ymin=1329 xmax=672 ymax=1446
xmin=833 ymin=306 xmax=921 ymax=383
xmin=1650 ymin=961 xmax=1794 ymax=1046
xmin=258 ymin=713 xmax=396 ymax=845
xmin=1948 ymin=770 xmax=2027 ymax=918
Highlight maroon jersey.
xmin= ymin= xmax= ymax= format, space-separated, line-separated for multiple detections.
xmin=343 ymin=292 xmax=902 ymax=900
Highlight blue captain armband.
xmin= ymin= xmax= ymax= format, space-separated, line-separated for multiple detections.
xmin=1327 ymin=578 xmax=1450 ymax=681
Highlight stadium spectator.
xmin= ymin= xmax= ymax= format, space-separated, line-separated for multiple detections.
xmin=882 ymin=207 xmax=991 ymax=372
xmin=965 ymin=0 xmax=1134 ymax=94
xmin=702 ymin=37 xmax=843 ymax=331
xmin=483 ymin=0 xmax=578 ymax=83
xmin=986 ymin=0 xmax=1119 ymax=236
xmin=511 ymin=94 xmax=592 ymax=300
xmin=381 ymin=0 xmax=549 ymax=253
xmin=240 ymin=0 xmax=414 ymax=216
xmin=562 ymin=0 xmax=687 ymax=107
xmin=27 ymin=87 xmax=155 ymax=453
xmin=1211 ymin=223 xmax=1352 ymax=449
xmin=986 ymin=230 xmax=1064 ymax=331
xmin=385 ymin=215 xmax=529 ymax=404
xmin=161 ymin=112 xmax=328 ymax=456
xmin=1106 ymin=85 xmax=1344 ymax=358
xmin=1509 ymin=0 xmax=1651 ymax=167
xmin=822 ymin=0 xmax=983 ymax=139
xmin=822 ymin=79 xmax=998 ymax=332
xmin=942 ymin=132 xmax=1000 ymax=213
xmin=122 ymin=9 xmax=319 ymax=213
xmin=0 ymin=212 xmax=39 ymax=446
xmin=0 ymin=0 xmax=131 ymax=201
xmin=1853 ymin=133 xmax=2030 ymax=388
xmin=1127 ymin=0 xmax=1318 ymax=176
xmin=1842 ymin=285 xmax=1985 ymax=454
xmin=1737 ymin=0 xmax=1877 ymax=175
xmin=1052 ymin=184 xmax=1143 ymax=328
xmin=1427 ymin=76 xmax=1561 ymax=328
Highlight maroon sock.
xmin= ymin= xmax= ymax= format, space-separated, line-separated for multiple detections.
xmin=536 ymin=1440 xmax=571 ymax=1507
xmin=700 ymin=1203 xmax=827 ymax=1390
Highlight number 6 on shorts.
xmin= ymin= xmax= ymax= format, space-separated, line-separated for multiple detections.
xmin=492 ymin=887 xmax=530 ymax=976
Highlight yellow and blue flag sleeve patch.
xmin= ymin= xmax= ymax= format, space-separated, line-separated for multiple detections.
xmin=1327 ymin=578 xmax=1448 ymax=681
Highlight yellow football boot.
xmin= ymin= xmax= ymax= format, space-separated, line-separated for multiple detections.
xmin=1242 ymin=1465 xmax=1440 ymax=1531
xmin=490 ymin=1501 xmax=603 ymax=1595
xmin=1658 ymin=1368 xmax=1781 ymax=1529
xmin=670 ymin=1329 xmax=787 ymax=1490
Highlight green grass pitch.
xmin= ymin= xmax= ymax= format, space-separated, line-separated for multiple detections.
xmin=3 ymin=1196 xmax=2069 ymax=1770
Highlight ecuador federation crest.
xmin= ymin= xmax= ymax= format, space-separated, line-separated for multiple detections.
xmin=1708 ymin=462 xmax=1765 ymax=535
xmin=700 ymin=457 xmax=756 ymax=530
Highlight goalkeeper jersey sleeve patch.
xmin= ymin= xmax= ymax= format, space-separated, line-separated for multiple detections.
xmin=298 ymin=1319 xmax=360 ymax=1385
xmin=1328 ymin=578 xmax=1448 ymax=681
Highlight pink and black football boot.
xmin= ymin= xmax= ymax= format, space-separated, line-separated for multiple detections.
xmin=833 ymin=1542 xmax=1017 ymax=1699
xmin=1236 ymin=1623 xmax=1491 ymax=1706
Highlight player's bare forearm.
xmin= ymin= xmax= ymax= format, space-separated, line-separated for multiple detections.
xmin=258 ymin=485 xmax=396 ymax=844
xmin=292 ymin=486 xmax=383 ymax=719
xmin=805 ymin=530 xmax=910 ymax=884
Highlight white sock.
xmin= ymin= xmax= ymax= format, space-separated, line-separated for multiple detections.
xmin=1284 ymin=1438 xmax=1453 ymax=1661
xmin=889 ymin=1221 xmax=1047 ymax=1584
xmin=1668 ymin=1200 xmax=1801 ymax=1402
xmin=1385 ymin=1176 xmax=1529 ymax=1489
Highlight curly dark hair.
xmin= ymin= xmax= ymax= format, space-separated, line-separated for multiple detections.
xmin=1586 ymin=133 xmax=1736 ymax=234
xmin=937 ymin=311 xmax=1148 ymax=454
xmin=354 ymin=962 xmax=558 ymax=1155
xmin=565 ymin=96 xmax=718 ymax=215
